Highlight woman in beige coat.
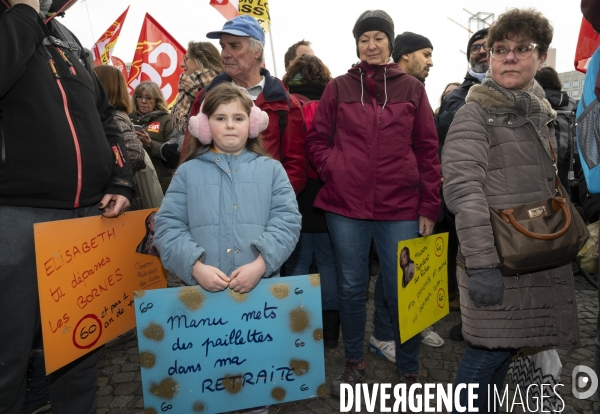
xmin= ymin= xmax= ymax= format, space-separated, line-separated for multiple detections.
xmin=441 ymin=9 xmax=579 ymax=413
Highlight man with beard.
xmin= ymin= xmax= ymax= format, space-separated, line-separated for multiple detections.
xmin=437 ymin=28 xmax=489 ymax=343
xmin=0 ymin=0 xmax=135 ymax=413
xmin=392 ymin=32 xmax=434 ymax=83
xmin=385 ymin=31 xmax=445 ymax=349
xmin=438 ymin=28 xmax=489 ymax=120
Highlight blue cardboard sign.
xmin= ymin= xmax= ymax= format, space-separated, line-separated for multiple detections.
xmin=134 ymin=274 xmax=326 ymax=413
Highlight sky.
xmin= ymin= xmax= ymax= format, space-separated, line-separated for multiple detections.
xmin=60 ymin=0 xmax=585 ymax=109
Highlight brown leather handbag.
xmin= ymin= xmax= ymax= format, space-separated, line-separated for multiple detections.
xmin=489 ymin=143 xmax=589 ymax=276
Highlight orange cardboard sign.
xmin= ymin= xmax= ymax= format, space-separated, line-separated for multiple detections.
xmin=34 ymin=209 xmax=167 ymax=374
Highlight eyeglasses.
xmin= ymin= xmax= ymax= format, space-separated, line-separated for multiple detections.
xmin=469 ymin=44 xmax=486 ymax=54
xmin=489 ymin=43 xmax=538 ymax=61
xmin=135 ymin=94 xmax=155 ymax=102
xmin=183 ymin=55 xmax=189 ymax=63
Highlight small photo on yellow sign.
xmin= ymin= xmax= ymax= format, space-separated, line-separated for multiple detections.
xmin=398 ymin=233 xmax=449 ymax=343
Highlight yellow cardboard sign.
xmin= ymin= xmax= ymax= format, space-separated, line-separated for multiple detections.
xmin=34 ymin=209 xmax=167 ymax=373
xmin=398 ymin=233 xmax=449 ymax=343
xmin=238 ymin=0 xmax=270 ymax=33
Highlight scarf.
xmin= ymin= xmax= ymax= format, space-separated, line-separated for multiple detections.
xmin=39 ymin=0 xmax=52 ymax=19
xmin=171 ymin=69 xmax=216 ymax=131
xmin=287 ymin=73 xmax=325 ymax=101
xmin=481 ymin=72 xmax=553 ymax=132
xmin=468 ymin=68 xmax=487 ymax=83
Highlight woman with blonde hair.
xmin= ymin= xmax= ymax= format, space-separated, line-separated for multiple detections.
xmin=129 ymin=81 xmax=174 ymax=193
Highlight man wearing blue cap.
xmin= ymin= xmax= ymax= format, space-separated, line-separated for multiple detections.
xmin=184 ymin=15 xmax=307 ymax=195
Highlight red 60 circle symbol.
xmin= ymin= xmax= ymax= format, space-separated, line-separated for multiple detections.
xmin=72 ymin=314 xmax=102 ymax=349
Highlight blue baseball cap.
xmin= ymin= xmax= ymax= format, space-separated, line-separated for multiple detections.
xmin=206 ymin=15 xmax=265 ymax=46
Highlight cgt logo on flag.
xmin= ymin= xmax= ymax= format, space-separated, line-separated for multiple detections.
xmin=90 ymin=7 xmax=129 ymax=67
xmin=127 ymin=14 xmax=185 ymax=107
xmin=147 ymin=122 xmax=161 ymax=133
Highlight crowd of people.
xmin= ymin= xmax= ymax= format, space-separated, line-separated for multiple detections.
xmin=1 ymin=1 xmax=599 ymax=414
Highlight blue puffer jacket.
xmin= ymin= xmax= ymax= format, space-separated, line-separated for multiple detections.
xmin=154 ymin=148 xmax=301 ymax=286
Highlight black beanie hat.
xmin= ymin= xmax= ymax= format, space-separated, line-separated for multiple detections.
xmin=391 ymin=32 xmax=433 ymax=63
xmin=466 ymin=28 xmax=489 ymax=62
xmin=352 ymin=16 xmax=395 ymax=58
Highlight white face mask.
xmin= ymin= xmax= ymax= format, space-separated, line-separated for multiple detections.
xmin=39 ymin=0 xmax=53 ymax=19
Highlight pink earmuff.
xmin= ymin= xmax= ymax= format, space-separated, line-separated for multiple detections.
xmin=249 ymin=106 xmax=269 ymax=139
xmin=188 ymin=101 xmax=269 ymax=145
xmin=188 ymin=111 xmax=212 ymax=145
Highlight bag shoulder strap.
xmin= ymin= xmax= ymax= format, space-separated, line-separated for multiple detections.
xmin=277 ymin=91 xmax=291 ymax=160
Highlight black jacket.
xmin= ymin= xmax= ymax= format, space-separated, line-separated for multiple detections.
xmin=436 ymin=72 xmax=482 ymax=156
xmin=439 ymin=72 xmax=480 ymax=115
xmin=543 ymin=88 xmax=578 ymax=192
xmin=0 ymin=5 xmax=134 ymax=208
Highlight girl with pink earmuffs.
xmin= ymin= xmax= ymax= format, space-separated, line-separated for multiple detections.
xmin=153 ymin=82 xmax=301 ymax=294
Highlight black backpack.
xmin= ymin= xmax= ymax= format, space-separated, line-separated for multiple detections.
xmin=553 ymin=106 xmax=579 ymax=189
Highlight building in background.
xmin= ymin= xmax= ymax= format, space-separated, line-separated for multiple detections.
xmin=558 ymin=70 xmax=586 ymax=100
xmin=538 ymin=48 xmax=584 ymax=101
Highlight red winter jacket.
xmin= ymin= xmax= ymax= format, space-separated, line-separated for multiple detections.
xmin=181 ymin=69 xmax=307 ymax=194
xmin=306 ymin=61 xmax=440 ymax=221
xmin=291 ymin=93 xmax=320 ymax=180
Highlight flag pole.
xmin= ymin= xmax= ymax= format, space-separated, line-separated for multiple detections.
xmin=268 ymin=22 xmax=278 ymax=77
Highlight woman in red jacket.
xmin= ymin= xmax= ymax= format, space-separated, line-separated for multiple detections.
xmin=282 ymin=55 xmax=340 ymax=349
xmin=306 ymin=9 xmax=440 ymax=396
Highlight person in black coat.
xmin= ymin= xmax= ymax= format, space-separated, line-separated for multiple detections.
xmin=0 ymin=1 xmax=134 ymax=413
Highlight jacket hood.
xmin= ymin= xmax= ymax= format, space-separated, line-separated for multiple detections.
xmin=347 ymin=61 xmax=406 ymax=112
xmin=543 ymin=89 xmax=571 ymax=110
xmin=466 ymin=83 xmax=556 ymax=117
xmin=347 ymin=60 xmax=404 ymax=78
xmin=1 ymin=0 xmax=78 ymax=23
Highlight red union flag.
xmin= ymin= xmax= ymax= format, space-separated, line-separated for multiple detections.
xmin=575 ymin=17 xmax=600 ymax=73
xmin=90 ymin=7 xmax=129 ymax=66
xmin=210 ymin=0 xmax=239 ymax=20
xmin=127 ymin=14 xmax=185 ymax=107
xmin=110 ymin=56 xmax=129 ymax=81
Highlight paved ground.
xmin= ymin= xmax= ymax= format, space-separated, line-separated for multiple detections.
xmin=40 ymin=269 xmax=600 ymax=414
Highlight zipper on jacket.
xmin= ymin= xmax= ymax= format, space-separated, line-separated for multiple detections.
xmin=55 ymin=47 xmax=77 ymax=75
xmin=47 ymin=56 xmax=83 ymax=208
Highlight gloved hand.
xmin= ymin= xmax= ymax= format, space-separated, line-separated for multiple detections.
xmin=467 ymin=267 xmax=504 ymax=308
xmin=160 ymin=143 xmax=180 ymax=169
